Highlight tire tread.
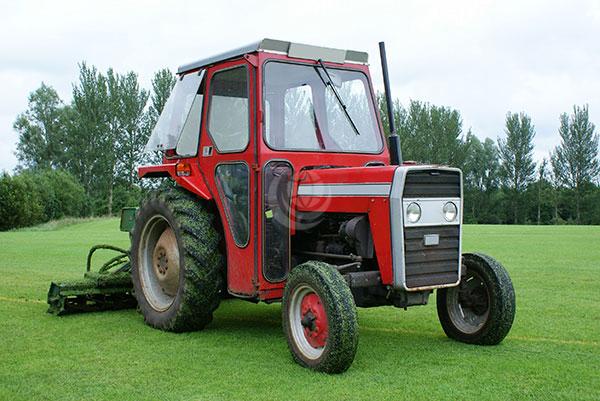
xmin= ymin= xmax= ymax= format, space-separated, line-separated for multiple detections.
xmin=282 ymin=261 xmax=358 ymax=373
xmin=437 ymin=252 xmax=515 ymax=345
xmin=132 ymin=186 xmax=224 ymax=332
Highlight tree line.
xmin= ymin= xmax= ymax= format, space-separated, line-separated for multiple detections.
xmin=1 ymin=62 xmax=599 ymax=230
xmin=10 ymin=64 xmax=176 ymax=215
xmin=377 ymin=96 xmax=600 ymax=224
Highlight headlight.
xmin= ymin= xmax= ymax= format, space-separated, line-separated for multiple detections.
xmin=443 ymin=202 xmax=458 ymax=222
xmin=406 ymin=202 xmax=421 ymax=223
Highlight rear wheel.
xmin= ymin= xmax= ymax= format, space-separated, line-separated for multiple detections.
xmin=131 ymin=187 xmax=224 ymax=332
xmin=282 ymin=261 xmax=358 ymax=373
xmin=437 ymin=253 xmax=515 ymax=345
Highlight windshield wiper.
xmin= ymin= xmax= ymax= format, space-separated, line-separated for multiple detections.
xmin=314 ymin=59 xmax=361 ymax=136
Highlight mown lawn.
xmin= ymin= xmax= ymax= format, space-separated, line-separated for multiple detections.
xmin=0 ymin=220 xmax=599 ymax=400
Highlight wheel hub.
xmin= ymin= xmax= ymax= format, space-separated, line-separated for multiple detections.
xmin=446 ymin=271 xmax=491 ymax=334
xmin=155 ymin=248 xmax=168 ymax=275
xmin=300 ymin=293 xmax=328 ymax=348
xmin=459 ymin=284 xmax=489 ymax=315
xmin=151 ymin=227 xmax=180 ymax=297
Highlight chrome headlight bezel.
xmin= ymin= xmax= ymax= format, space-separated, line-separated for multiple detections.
xmin=443 ymin=201 xmax=458 ymax=222
xmin=406 ymin=202 xmax=422 ymax=223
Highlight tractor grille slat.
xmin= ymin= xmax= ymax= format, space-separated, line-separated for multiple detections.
xmin=405 ymin=249 xmax=460 ymax=265
xmin=404 ymin=258 xmax=459 ymax=274
xmin=403 ymin=170 xmax=460 ymax=198
xmin=404 ymin=225 xmax=459 ymax=239
xmin=404 ymin=238 xmax=459 ymax=252
xmin=402 ymin=169 xmax=461 ymax=289
xmin=405 ymin=272 xmax=459 ymax=288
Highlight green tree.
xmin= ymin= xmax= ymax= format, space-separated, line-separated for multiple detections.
xmin=68 ymin=62 xmax=111 ymax=214
xmin=104 ymin=68 xmax=122 ymax=214
xmin=546 ymin=160 xmax=563 ymax=224
xmin=498 ymin=112 xmax=536 ymax=223
xmin=11 ymin=65 xmax=174 ymax=217
xmin=115 ymin=71 xmax=149 ymax=187
xmin=145 ymin=69 xmax=176 ymax=166
xmin=551 ymin=105 xmax=600 ymax=223
xmin=0 ymin=173 xmax=44 ymax=230
xmin=148 ymin=68 xmax=176 ymax=127
xmin=101 ymin=69 xmax=151 ymax=211
xmin=376 ymin=92 xmax=402 ymax=139
xmin=397 ymin=100 xmax=467 ymax=168
xmin=0 ymin=170 xmax=88 ymax=231
xmin=19 ymin=169 xmax=89 ymax=221
xmin=46 ymin=169 xmax=88 ymax=218
xmin=463 ymin=134 xmax=500 ymax=222
xmin=14 ymin=83 xmax=67 ymax=170
xmin=531 ymin=158 xmax=554 ymax=224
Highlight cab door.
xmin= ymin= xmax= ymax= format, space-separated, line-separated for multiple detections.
xmin=198 ymin=59 xmax=257 ymax=296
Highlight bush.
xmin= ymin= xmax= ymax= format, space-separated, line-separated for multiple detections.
xmin=43 ymin=170 xmax=89 ymax=218
xmin=113 ymin=181 xmax=142 ymax=212
xmin=0 ymin=173 xmax=44 ymax=230
xmin=0 ymin=169 xmax=89 ymax=231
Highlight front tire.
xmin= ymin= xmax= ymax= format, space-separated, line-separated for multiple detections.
xmin=282 ymin=261 xmax=358 ymax=374
xmin=437 ymin=253 xmax=515 ymax=345
xmin=131 ymin=187 xmax=224 ymax=332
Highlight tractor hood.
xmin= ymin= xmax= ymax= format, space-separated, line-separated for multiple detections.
xmin=296 ymin=164 xmax=462 ymax=199
xmin=296 ymin=165 xmax=398 ymax=197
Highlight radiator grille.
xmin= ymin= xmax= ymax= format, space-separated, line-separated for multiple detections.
xmin=403 ymin=225 xmax=460 ymax=288
xmin=402 ymin=169 xmax=461 ymax=289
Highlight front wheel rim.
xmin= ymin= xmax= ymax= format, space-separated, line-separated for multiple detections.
xmin=138 ymin=215 xmax=180 ymax=312
xmin=446 ymin=270 xmax=490 ymax=334
xmin=289 ymin=285 xmax=328 ymax=360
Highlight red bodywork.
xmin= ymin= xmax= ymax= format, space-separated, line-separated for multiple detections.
xmin=139 ymin=51 xmax=395 ymax=301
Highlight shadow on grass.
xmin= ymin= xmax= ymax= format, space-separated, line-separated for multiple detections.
xmin=11 ymin=299 xmax=532 ymax=394
xmin=55 ymin=298 xmax=452 ymax=347
xmin=209 ymin=299 xmax=458 ymax=353
xmin=208 ymin=299 xmax=282 ymax=336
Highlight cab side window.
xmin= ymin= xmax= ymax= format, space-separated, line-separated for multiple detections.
xmin=215 ymin=163 xmax=250 ymax=247
xmin=208 ymin=66 xmax=249 ymax=152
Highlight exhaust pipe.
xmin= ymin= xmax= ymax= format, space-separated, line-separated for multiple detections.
xmin=379 ymin=41 xmax=402 ymax=165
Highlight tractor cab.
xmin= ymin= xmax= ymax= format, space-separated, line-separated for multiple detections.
xmin=141 ymin=39 xmax=390 ymax=298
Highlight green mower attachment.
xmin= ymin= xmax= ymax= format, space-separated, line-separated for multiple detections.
xmin=47 ymin=209 xmax=138 ymax=315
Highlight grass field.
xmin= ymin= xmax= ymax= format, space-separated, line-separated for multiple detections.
xmin=0 ymin=219 xmax=599 ymax=400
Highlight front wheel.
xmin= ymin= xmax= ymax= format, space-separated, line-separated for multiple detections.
xmin=282 ymin=261 xmax=358 ymax=373
xmin=437 ymin=253 xmax=515 ymax=345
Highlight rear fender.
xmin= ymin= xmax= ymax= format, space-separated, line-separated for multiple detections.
xmin=138 ymin=163 xmax=213 ymax=200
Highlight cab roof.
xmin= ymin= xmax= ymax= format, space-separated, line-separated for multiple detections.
xmin=177 ymin=38 xmax=369 ymax=74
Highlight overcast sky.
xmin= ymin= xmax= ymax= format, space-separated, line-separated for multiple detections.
xmin=1 ymin=0 xmax=599 ymax=172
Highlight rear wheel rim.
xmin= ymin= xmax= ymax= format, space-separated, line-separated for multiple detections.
xmin=138 ymin=215 xmax=180 ymax=312
xmin=446 ymin=270 xmax=490 ymax=334
xmin=289 ymin=285 xmax=328 ymax=360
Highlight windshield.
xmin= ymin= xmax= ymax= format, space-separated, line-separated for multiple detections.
xmin=145 ymin=70 xmax=204 ymax=156
xmin=264 ymin=62 xmax=383 ymax=153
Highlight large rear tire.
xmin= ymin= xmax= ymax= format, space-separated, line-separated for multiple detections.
xmin=131 ymin=187 xmax=224 ymax=332
xmin=282 ymin=261 xmax=358 ymax=374
xmin=437 ymin=253 xmax=515 ymax=345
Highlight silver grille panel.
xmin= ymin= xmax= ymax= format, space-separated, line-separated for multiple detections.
xmin=390 ymin=166 xmax=463 ymax=291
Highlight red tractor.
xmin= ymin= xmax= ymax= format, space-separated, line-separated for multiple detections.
xmin=132 ymin=39 xmax=515 ymax=373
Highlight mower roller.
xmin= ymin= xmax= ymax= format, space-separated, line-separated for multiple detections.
xmin=47 ymin=210 xmax=137 ymax=315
